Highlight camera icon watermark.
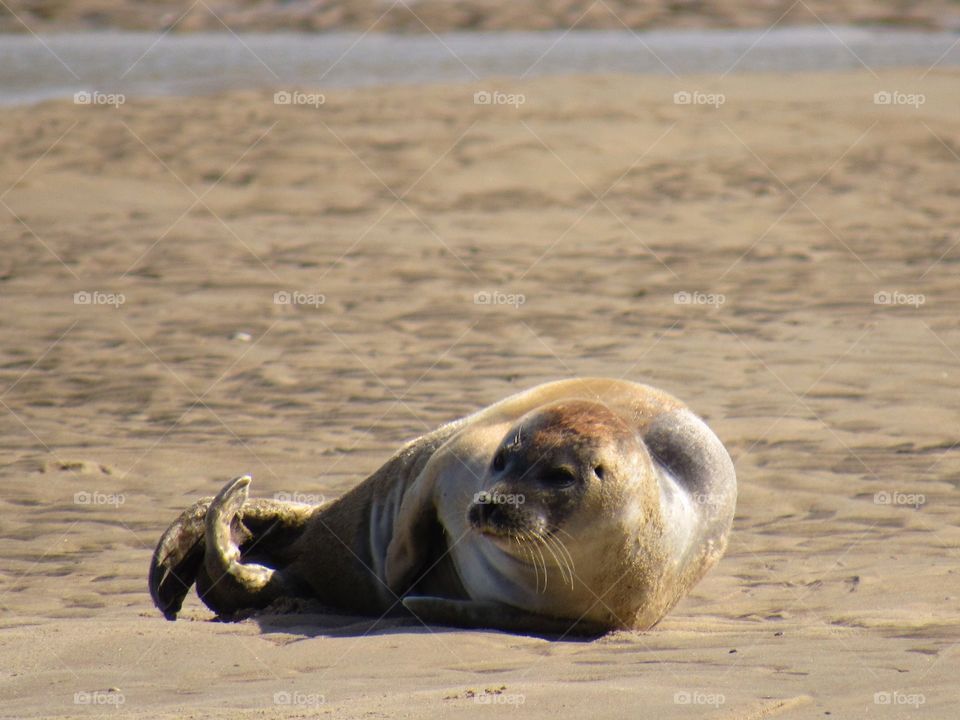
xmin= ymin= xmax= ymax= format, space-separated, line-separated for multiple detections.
xmin=874 ymin=690 xmax=925 ymax=707
xmin=474 ymin=290 xmax=525 ymax=308
xmin=74 ymin=90 xmax=125 ymax=108
xmin=273 ymin=690 xmax=325 ymax=707
xmin=873 ymin=90 xmax=925 ymax=108
xmin=473 ymin=490 xmax=525 ymax=506
xmin=473 ymin=90 xmax=526 ymax=108
xmin=274 ymin=491 xmax=326 ymax=506
xmin=873 ymin=290 xmax=925 ymax=308
xmin=74 ymin=690 xmax=125 ymax=706
xmin=674 ymin=690 xmax=725 ymax=707
xmin=74 ymin=490 xmax=125 ymax=507
xmin=274 ymin=90 xmax=326 ymax=108
xmin=474 ymin=692 xmax=525 ymax=706
xmin=674 ymin=290 xmax=725 ymax=308
xmin=874 ymin=491 xmax=925 ymax=509
xmin=273 ymin=290 xmax=325 ymax=307
xmin=673 ymin=90 xmax=725 ymax=108
xmin=74 ymin=290 xmax=125 ymax=308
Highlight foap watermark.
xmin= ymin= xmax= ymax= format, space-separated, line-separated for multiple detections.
xmin=473 ymin=490 xmax=525 ymax=506
xmin=674 ymin=90 xmax=725 ymax=108
xmin=74 ymin=90 xmax=125 ymax=108
xmin=274 ymin=491 xmax=326 ymax=505
xmin=273 ymin=690 xmax=325 ymax=708
xmin=874 ymin=491 xmax=925 ymax=509
xmin=691 ymin=492 xmax=723 ymax=508
xmin=274 ymin=90 xmax=326 ymax=108
xmin=474 ymin=90 xmax=525 ymax=108
xmin=873 ymin=91 xmax=925 ymax=109
xmin=874 ymin=690 xmax=925 ymax=708
xmin=74 ymin=491 xmax=125 ymax=508
xmin=474 ymin=290 xmax=525 ymax=308
xmin=474 ymin=692 xmax=526 ymax=706
xmin=674 ymin=690 xmax=725 ymax=707
xmin=74 ymin=690 xmax=125 ymax=707
xmin=74 ymin=290 xmax=125 ymax=308
xmin=674 ymin=290 xmax=725 ymax=308
xmin=274 ymin=290 xmax=325 ymax=307
xmin=874 ymin=290 xmax=925 ymax=308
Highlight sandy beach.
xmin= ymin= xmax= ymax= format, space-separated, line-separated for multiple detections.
xmin=1 ymin=67 xmax=959 ymax=717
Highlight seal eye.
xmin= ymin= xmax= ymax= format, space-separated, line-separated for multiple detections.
xmin=542 ymin=466 xmax=576 ymax=488
xmin=492 ymin=450 xmax=506 ymax=472
xmin=594 ymin=465 xmax=605 ymax=479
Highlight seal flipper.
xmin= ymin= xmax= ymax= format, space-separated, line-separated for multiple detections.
xmin=149 ymin=497 xmax=212 ymax=620
xmin=197 ymin=475 xmax=309 ymax=617
xmin=401 ymin=596 xmax=608 ymax=637
xmin=149 ymin=476 xmax=314 ymax=620
xmin=384 ymin=471 xmax=440 ymax=594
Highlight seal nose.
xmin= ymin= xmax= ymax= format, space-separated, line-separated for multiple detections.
xmin=468 ymin=501 xmax=493 ymax=529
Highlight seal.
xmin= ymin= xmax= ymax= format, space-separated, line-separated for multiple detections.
xmin=149 ymin=378 xmax=736 ymax=634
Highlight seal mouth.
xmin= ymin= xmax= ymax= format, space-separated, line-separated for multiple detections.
xmin=474 ymin=524 xmax=578 ymax=593
xmin=467 ymin=500 xmax=548 ymax=539
xmin=473 ymin=520 xmax=554 ymax=541
xmin=471 ymin=518 xmax=530 ymax=541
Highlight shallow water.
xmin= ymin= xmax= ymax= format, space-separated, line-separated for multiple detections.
xmin=1 ymin=26 xmax=958 ymax=104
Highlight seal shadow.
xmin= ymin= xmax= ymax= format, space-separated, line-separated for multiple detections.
xmin=221 ymin=599 xmax=602 ymax=642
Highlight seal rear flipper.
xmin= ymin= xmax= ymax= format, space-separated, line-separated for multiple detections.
xmin=149 ymin=476 xmax=314 ymax=620
xmin=401 ymin=596 xmax=608 ymax=637
xmin=199 ymin=475 xmax=290 ymax=616
xmin=148 ymin=497 xmax=213 ymax=621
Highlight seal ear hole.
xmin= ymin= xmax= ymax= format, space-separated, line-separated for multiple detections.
xmin=594 ymin=465 xmax=605 ymax=479
xmin=492 ymin=450 xmax=506 ymax=472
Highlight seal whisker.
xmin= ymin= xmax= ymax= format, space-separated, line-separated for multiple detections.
xmin=549 ymin=528 xmax=581 ymax=587
xmin=517 ymin=529 xmax=548 ymax=593
xmin=531 ymin=540 xmax=547 ymax=593
xmin=545 ymin=529 xmax=576 ymax=576
xmin=539 ymin=532 xmax=572 ymax=589
xmin=530 ymin=529 xmax=564 ymax=587
xmin=544 ymin=532 xmax=576 ymax=590
xmin=527 ymin=531 xmax=550 ymax=594
xmin=512 ymin=532 xmax=541 ymax=592
xmin=533 ymin=528 xmax=575 ymax=590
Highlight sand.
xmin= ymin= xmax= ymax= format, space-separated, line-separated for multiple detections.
xmin=1 ymin=69 xmax=959 ymax=717
xmin=3 ymin=0 xmax=960 ymax=33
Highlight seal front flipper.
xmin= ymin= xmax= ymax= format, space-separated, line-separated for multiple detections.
xmin=401 ymin=596 xmax=608 ymax=637
xmin=384 ymin=470 xmax=440 ymax=594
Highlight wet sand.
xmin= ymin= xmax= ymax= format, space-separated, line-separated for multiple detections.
xmin=5 ymin=28 xmax=960 ymax=106
xmin=1 ymin=69 xmax=959 ymax=717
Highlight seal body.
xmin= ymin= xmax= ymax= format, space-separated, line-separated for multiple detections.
xmin=149 ymin=378 xmax=736 ymax=634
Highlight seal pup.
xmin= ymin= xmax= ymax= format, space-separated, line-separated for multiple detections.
xmin=149 ymin=378 xmax=736 ymax=634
